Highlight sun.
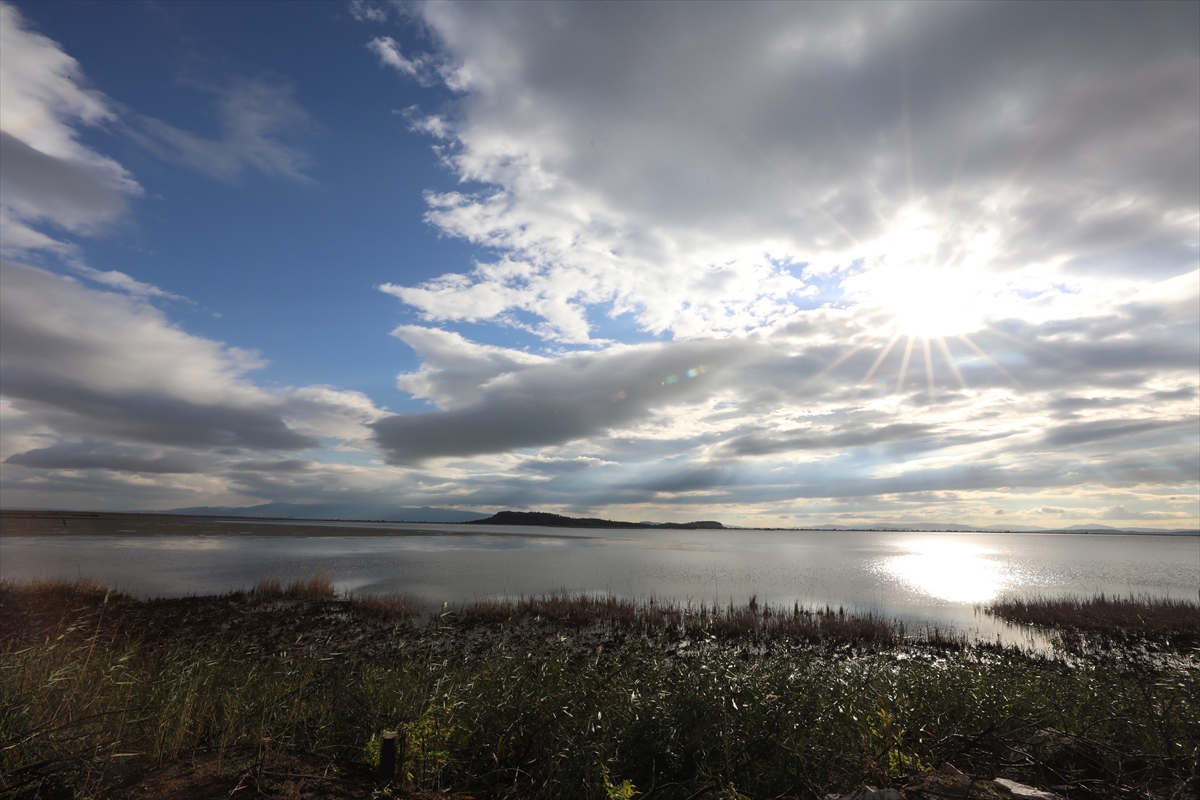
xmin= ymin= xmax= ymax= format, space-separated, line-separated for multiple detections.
xmin=819 ymin=214 xmax=1019 ymax=398
xmin=843 ymin=207 xmax=996 ymax=339
xmin=867 ymin=264 xmax=988 ymax=339
xmin=847 ymin=262 xmax=1009 ymax=396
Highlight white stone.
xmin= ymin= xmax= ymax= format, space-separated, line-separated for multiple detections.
xmin=994 ymin=777 xmax=1062 ymax=800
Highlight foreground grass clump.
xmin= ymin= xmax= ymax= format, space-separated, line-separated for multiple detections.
xmin=1 ymin=580 xmax=1197 ymax=799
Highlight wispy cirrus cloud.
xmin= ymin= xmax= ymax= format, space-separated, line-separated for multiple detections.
xmin=0 ymin=1 xmax=315 ymax=290
xmin=129 ymin=77 xmax=317 ymax=184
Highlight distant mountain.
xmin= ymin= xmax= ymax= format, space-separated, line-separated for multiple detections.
xmin=1056 ymin=524 xmax=1198 ymax=534
xmin=162 ymin=502 xmax=488 ymax=523
xmin=470 ymin=510 xmax=725 ymax=530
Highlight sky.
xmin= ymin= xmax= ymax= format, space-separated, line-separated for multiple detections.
xmin=1 ymin=0 xmax=1197 ymax=529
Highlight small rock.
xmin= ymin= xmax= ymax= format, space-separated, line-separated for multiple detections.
xmin=904 ymin=770 xmax=1007 ymax=800
xmin=992 ymin=778 xmax=1062 ymax=800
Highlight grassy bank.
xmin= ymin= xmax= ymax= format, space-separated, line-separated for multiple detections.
xmin=1 ymin=580 xmax=1197 ymax=799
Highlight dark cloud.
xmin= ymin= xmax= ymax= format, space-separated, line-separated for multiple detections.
xmin=226 ymin=459 xmax=319 ymax=473
xmin=1 ymin=260 xmax=318 ymax=452
xmin=0 ymin=131 xmax=127 ymax=230
xmin=1040 ymin=418 xmax=1196 ymax=448
xmin=1150 ymin=386 xmax=1196 ymax=402
xmin=5 ymin=440 xmax=206 ymax=474
xmin=4 ymin=374 xmax=318 ymax=451
xmin=721 ymin=423 xmax=934 ymax=457
xmin=1 ymin=2 xmax=1197 ymax=527
xmin=373 ymin=337 xmax=752 ymax=463
xmin=519 ymin=457 xmax=607 ymax=474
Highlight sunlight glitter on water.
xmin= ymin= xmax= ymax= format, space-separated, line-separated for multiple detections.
xmin=881 ymin=540 xmax=1012 ymax=603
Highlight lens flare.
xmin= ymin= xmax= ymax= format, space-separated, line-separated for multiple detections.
xmin=663 ymin=365 xmax=709 ymax=386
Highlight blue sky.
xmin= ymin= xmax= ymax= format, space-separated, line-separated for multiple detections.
xmin=1 ymin=1 xmax=1197 ymax=528
xmin=4 ymin=1 xmax=486 ymax=406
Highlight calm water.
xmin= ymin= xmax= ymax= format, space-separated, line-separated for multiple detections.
xmin=3 ymin=518 xmax=1197 ymax=646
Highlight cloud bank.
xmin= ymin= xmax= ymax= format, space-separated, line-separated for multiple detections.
xmin=2 ymin=1 xmax=1196 ymax=529
xmin=382 ymin=1 xmax=1198 ymax=343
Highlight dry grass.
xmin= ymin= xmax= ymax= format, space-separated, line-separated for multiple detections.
xmin=0 ymin=575 xmax=128 ymax=605
xmin=450 ymin=591 xmax=962 ymax=648
xmin=249 ymin=572 xmax=337 ymax=601
xmin=0 ymin=577 xmax=132 ymax=643
xmin=346 ymin=590 xmax=421 ymax=621
xmin=2 ymin=580 xmax=1197 ymax=799
xmin=986 ymin=593 xmax=1200 ymax=647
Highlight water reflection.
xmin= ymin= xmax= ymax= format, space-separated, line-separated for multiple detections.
xmin=3 ymin=523 xmax=1194 ymax=649
xmin=882 ymin=540 xmax=1008 ymax=603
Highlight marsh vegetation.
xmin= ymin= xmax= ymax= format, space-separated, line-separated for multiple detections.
xmin=1 ymin=578 xmax=1196 ymax=799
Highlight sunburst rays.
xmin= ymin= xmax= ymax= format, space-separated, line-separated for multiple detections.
xmin=852 ymin=324 xmax=1022 ymax=402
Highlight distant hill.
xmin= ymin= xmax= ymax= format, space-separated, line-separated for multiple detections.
xmin=162 ymin=502 xmax=489 ymax=523
xmin=469 ymin=510 xmax=724 ymax=529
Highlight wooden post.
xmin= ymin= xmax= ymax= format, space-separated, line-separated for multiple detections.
xmin=379 ymin=731 xmax=397 ymax=781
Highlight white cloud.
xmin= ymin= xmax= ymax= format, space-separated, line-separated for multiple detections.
xmin=366 ymin=260 xmax=1198 ymax=525
xmin=69 ymin=263 xmax=184 ymax=300
xmin=2 ymin=2 xmax=1196 ymax=527
xmin=378 ymin=2 xmax=1198 ymax=342
xmin=353 ymin=2 xmax=1200 ymax=526
xmin=368 ymin=36 xmax=429 ymax=82
xmin=0 ymin=0 xmax=318 ymax=313
xmin=282 ymin=385 xmax=389 ymax=444
xmin=2 ymin=259 xmax=301 ymax=446
xmin=390 ymin=324 xmax=548 ymax=409
xmin=0 ymin=2 xmax=141 ymax=259
xmin=349 ymin=0 xmax=388 ymax=24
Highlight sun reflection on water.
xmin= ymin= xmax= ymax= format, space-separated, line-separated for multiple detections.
xmin=882 ymin=540 xmax=1009 ymax=603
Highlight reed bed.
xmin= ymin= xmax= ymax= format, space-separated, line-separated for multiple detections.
xmin=250 ymin=571 xmax=338 ymax=601
xmin=986 ymin=593 xmax=1200 ymax=649
xmin=449 ymin=591 xmax=962 ymax=648
xmin=1 ymin=580 xmax=1196 ymax=799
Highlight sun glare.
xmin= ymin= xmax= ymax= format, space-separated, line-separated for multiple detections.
xmin=867 ymin=264 xmax=987 ymax=338
xmin=881 ymin=540 xmax=1008 ymax=603
xmin=826 ymin=214 xmax=1017 ymax=399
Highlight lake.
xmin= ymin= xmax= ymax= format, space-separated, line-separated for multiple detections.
xmin=2 ymin=515 xmax=1196 ymax=646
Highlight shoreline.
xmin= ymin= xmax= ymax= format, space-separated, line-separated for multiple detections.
xmin=4 ymin=509 xmax=1197 ymax=537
